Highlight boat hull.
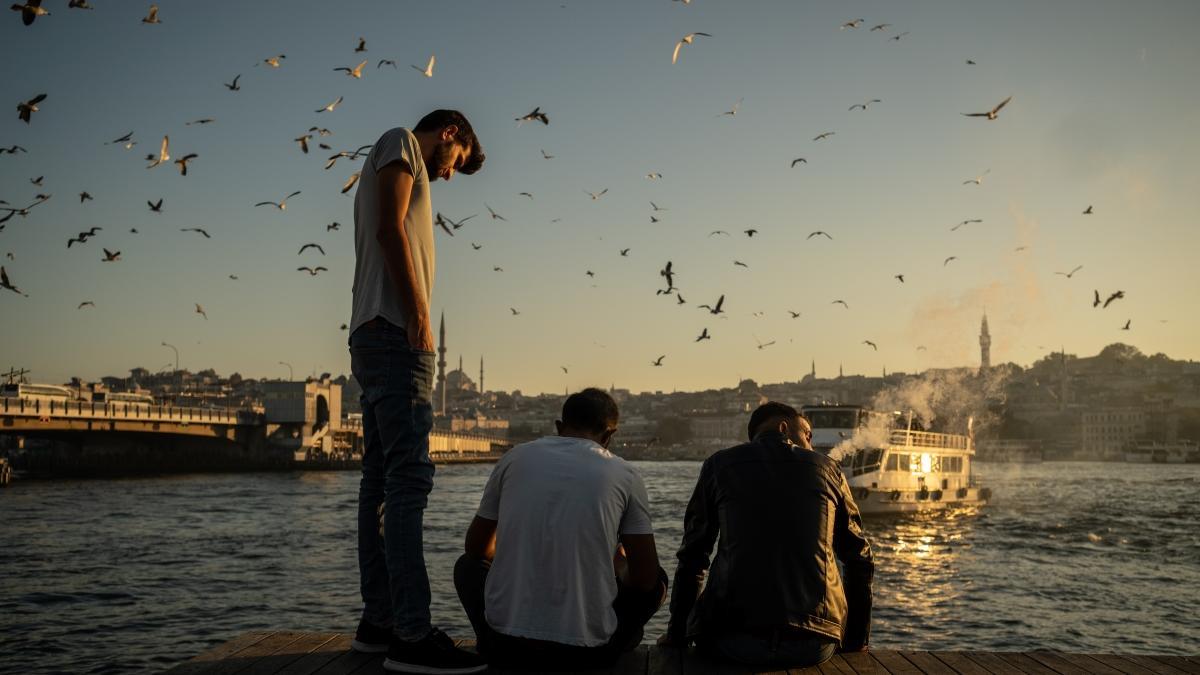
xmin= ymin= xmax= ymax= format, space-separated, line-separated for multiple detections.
xmin=848 ymin=486 xmax=990 ymax=515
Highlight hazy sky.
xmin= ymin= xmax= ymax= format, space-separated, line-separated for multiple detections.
xmin=2 ymin=0 xmax=1198 ymax=394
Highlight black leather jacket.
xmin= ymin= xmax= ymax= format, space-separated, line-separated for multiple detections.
xmin=666 ymin=432 xmax=874 ymax=649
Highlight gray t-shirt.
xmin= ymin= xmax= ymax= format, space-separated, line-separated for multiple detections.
xmin=476 ymin=436 xmax=655 ymax=647
xmin=349 ymin=127 xmax=434 ymax=335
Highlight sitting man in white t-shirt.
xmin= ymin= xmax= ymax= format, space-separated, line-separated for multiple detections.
xmin=454 ymin=388 xmax=667 ymax=670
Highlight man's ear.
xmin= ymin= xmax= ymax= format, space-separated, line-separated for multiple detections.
xmin=600 ymin=428 xmax=617 ymax=449
xmin=441 ymin=124 xmax=459 ymax=142
xmin=777 ymin=419 xmax=789 ymax=435
xmin=554 ymin=419 xmax=564 ymax=436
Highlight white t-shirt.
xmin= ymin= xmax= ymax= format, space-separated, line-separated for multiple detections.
xmin=349 ymin=127 xmax=434 ymax=335
xmin=476 ymin=436 xmax=655 ymax=647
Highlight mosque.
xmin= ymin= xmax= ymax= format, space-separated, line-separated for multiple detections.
xmin=433 ymin=313 xmax=509 ymax=436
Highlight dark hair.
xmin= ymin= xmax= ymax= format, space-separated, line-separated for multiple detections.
xmin=747 ymin=401 xmax=800 ymax=441
xmin=414 ymin=109 xmax=485 ymax=174
xmin=561 ymin=388 xmax=619 ymax=435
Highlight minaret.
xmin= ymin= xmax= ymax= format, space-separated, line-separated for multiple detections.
xmin=458 ymin=354 xmax=463 ymax=375
xmin=436 ymin=311 xmax=447 ymax=415
xmin=979 ymin=313 xmax=992 ymax=373
xmin=811 ymin=359 xmax=816 ymax=379
xmin=838 ymin=363 xmax=844 ymax=378
xmin=479 ymin=355 xmax=484 ymax=395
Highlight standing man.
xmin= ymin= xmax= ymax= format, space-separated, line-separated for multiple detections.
xmin=660 ymin=402 xmax=874 ymax=670
xmin=348 ymin=110 xmax=486 ymax=674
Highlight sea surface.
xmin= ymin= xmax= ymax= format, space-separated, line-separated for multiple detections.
xmin=1 ymin=460 xmax=1198 ymax=674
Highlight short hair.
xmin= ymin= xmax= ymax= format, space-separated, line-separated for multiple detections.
xmin=561 ymin=388 xmax=619 ymax=435
xmin=747 ymin=401 xmax=801 ymax=441
xmin=413 ymin=109 xmax=485 ymax=174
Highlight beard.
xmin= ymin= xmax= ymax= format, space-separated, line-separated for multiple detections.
xmin=427 ymin=141 xmax=456 ymax=178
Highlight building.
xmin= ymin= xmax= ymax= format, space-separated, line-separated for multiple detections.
xmin=979 ymin=313 xmax=991 ymax=373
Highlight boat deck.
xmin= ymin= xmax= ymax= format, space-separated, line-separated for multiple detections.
xmin=164 ymin=631 xmax=1200 ymax=675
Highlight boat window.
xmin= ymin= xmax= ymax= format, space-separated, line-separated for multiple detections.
xmin=885 ymin=453 xmax=898 ymax=471
xmin=851 ymin=449 xmax=883 ymax=476
xmin=807 ymin=410 xmax=860 ymax=429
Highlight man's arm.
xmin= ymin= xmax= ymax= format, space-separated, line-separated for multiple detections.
xmin=617 ymin=533 xmax=661 ymax=593
xmin=834 ymin=472 xmax=874 ymax=651
xmin=661 ymin=459 xmax=719 ymax=646
xmin=375 ymin=160 xmax=433 ymax=351
xmin=464 ymin=515 xmax=497 ymax=561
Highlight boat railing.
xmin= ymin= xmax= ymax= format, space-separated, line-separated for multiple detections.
xmin=889 ymin=429 xmax=972 ymax=451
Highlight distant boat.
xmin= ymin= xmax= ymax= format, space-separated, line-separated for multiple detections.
xmin=1123 ymin=440 xmax=1199 ymax=464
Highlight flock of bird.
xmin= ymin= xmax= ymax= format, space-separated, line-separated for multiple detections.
xmin=1 ymin=2 xmax=1136 ymax=380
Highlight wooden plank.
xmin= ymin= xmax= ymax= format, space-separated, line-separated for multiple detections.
xmin=1115 ymin=655 xmax=1192 ymax=675
xmin=869 ymin=650 xmax=921 ymax=674
xmin=164 ymin=632 xmax=274 ymax=674
xmin=990 ymin=652 xmax=1059 ymax=675
xmin=897 ymin=651 xmax=957 ymax=674
xmin=307 ymin=643 xmax=380 ymax=675
xmin=1025 ymin=650 xmax=1126 ymax=675
xmin=679 ymin=646 xmax=748 ymax=674
xmin=1148 ymin=656 xmax=1200 ymax=675
xmin=928 ymin=651 xmax=996 ymax=675
xmin=814 ymin=654 xmax=859 ymax=675
xmin=1081 ymin=653 xmax=1161 ymax=675
xmin=607 ymin=646 xmax=648 ymax=675
xmin=237 ymin=632 xmax=341 ymax=675
xmin=205 ymin=632 xmax=310 ymax=675
xmin=647 ymin=646 xmax=683 ymax=675
xmin=272 ymin=635 xmax=353 ymax=675
xmin=962 ymin=652 xmax=1037 ymax=674
xmin=838 ymin=651 xmax=886 ymax=674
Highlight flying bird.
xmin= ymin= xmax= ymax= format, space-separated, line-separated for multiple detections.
xmin=0 ymin=144 xmax=28 ymax=154
xmin=515 ymin=107 xmax=549 ymax=125
xmin=1093 ymin=290 xmax=1101 ymax=308
xmin=146 ymin=135 xmax=170 ymax=168
xmin=315 ymin=96 xmax=343 ymax=113
xmin=870 ymin=23 xmax=891 ymax=31
xmin=261 ymin=54 xmax=286 ymax=68
xmin=1083 ymin=205 xmax=1093 ymax=215
xmin=585 ymin=189 xmax=608 ymax=200
xmin=1055 ymin=265 xmax=1083 ymax=279
xmin=659 ymin=261 xmax=675 ymax=290
xmin=895 ymin=274 xmax=905 ymax=283
xmin=518 ymin=192 xmax=533 ymax=199
xmin=255 ymin=191 xmax=301 ymax=210
xmin=494 ymin=266 xmax=503 ymax=272
xmin=951 ymin=218 xmax=982 ymax=231
xmin=695 ymin=328 xmax=711 ymax=342
xmin=646 ymin=172 xmax=663 ymax=180
xmin=148 ymin=198 xmax=163 ymax=213
xmin=744 ymin=229 xmax=757 ymax=237
xmin=840 ymin=19 xmax=864 ymax=29
xmin=326 ymin=222 xmax=341 ymax=231
xmin=12 ymin=1 xmax=48 ymax=25
xmin=411 ymin=55 xmax=435 ymax=78
xmin=141 ymin=4 xmax=160 ymax=24
xmin=334 ymin=60 xmax=368 ymax=79
xmin=1102 ymin=291 xmax=1124 ymax=308
xmin=733 ymin=260 xmax=749 ymax=268
xmin=718 ymin=98 xmax=743 ymax=117
xmin=184 ymin=118 xmax=213 ymax=126
xmin=298 ymin=266 xmax=328 ymax=276
xmin=17 ymin=94 xmax=47 ymax=124
xmin=963 ymin=169 xmax=990 ymax=185
xmin=224 ymin=74 xmax=241 ymax=91
xmin=298 ymin=243 xmax=326 ymax=256
xmin=77 ymin=301 xmax=94 ymax=309
xmin=560 ymin=366 xmax=568 ymax=374
xmin=848 ymin=99 xmax=881 ymax=111
xmin=652 ymin=355 xmax=665 ymax=366
xmin=486 ymin=204 xmax=507 ymax=221
xmin=863 ymin=340 xmax=878 ymax=351
xmin=619 ymin=248 xmax=630 ymax=256
xmin=832 ymin=300 xmax=849 ymax=309
xmin=807 ymin=231 xmax=832 ymax=240
xmin=650 ymin=201 xmax=667 ymax=211
xmin=180 ymin=227 xmax=210 ymax=238
xmin=442 ymin=213 xmax=476 ymax=230
xmin=0 ymin=266 xmax=27 ymax=296
xmin=891 ymin=32 xmax=910 ymax=41
xmin=471 ymin=243 xmax=482 ymax=250
xmin=791 ymin=158 xmax=807 ymax=167
xmin=341 ymin=171 xmax=361 ymax=193
xmin=812 ymin=132 xmax=835 ymax=141
xmin=672 ymin=32 xmax=712 ymax=64
xmin=355 ymin=37 xmax=366 ymax=52
xmin=943 ymin=256 xmax=958 ymax=266
xmin=377 ymin=59 xmax=397 ymax=69
xmin=1121 ymin=319 xmax=1131 ymax=331
xmin=102 ymin=248 xmax=120 ymax=261
xmin=541 ymin=149 xmax=554 ymax=159
xmin=510 ymin=307 xmax=520 ymax=315
xmin=699 ymin=295 xmax=725 ymax=315
xmin=709 ymin=230 xmax=729 ymax=237
xmin=79 ymin=191 xmax=93 ymax=203
xmin=962 ymin=96 xmax=1012 ymax=120
xmin=755 ymin=337 xmax=776 ymax=350
xmin=174 ymin=153 xmax=198 ymax=176
xmin=194 ymin=303 xmax=207 ymax=319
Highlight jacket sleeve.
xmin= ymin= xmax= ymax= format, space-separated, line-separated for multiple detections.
xmin=833 ymin=470 xmax=874 ymax=650
xmin=667 ymin=457 xmax=719 ymax=642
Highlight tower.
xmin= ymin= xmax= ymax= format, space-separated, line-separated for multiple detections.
xmin=811 ymin=359 xmax=816 ymax=380
xmin=479 ymin=355 xmax=484 ymax=395
xmin=838 ymin=363 xmax=843 ymax=378
xmin=436 ymin=311 xmax=447 ymax=415
xmin=979 ymin=313 xmax=991 ymax=373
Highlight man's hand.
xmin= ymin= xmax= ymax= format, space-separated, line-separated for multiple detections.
xmin=407 ymin=310 xmax=434 ymax=351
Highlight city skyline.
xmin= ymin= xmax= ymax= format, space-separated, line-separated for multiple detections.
xmin=3 ymin=1 xmax=1198 ymax=394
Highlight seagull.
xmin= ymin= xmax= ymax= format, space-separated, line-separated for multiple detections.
xmin=733 ymin=260 xmax=749 ymax=268
xmin=840 ymin=19 xmax=864 ymax=29
xmin=744 ymin=229 xmax=758 ymax=237
xmin=585 ymin=189 xmax=608 ymax=200
xmin=224 ymin=75 xmax=241 ymax=91
xmin=229 ymin=275 xmax=238 ymax=280
xmin=12 ymin=1 xmax=48 ymax=25
xmin=29 ymin=175 xmax=43 ymax=186
xmin=560 ymin=366 xmax=568 ymax=374
xmin=377 ymin=59 xmax=397 ymax=69
xmin=341 ymin=172 xmax=361 ymax=194
xmin=315 ymin=96 xmax=343 ymax=113
xmin=180 ymin=227 xmax=210 ymax=238
xmin=471 ymin=243 xmax=482 ymax=250
xmin=1083 ymin=205 xmax=1093 ymax=215
xmin=0 ymin=266 xmax=27 ymax=296
xmin=619 ymin=248 xmax=630 ymax=256
xmin=944 ymin=256 xmax=958 ymax=266
xmin=891 ymin=32 xmax=910 ymax=41
xmin=77 ymin=301 xmax=94 ymax=309
xmin=141 ymin=4 xmax=160 ymax=24
xmin=516 ymin=107 xmax=549 ymax=125
xmin=917 ymin=345 xmax=927 ymax=351
xmin=146 ymin=135 xmax=170 ymax=168
xmin=1103 ymin=291 xmax=1124 ymax=309
xmin=695 ymin=328 xmax=711 ymax=342
xmin=107 ymin=132 xmax=136 ymax=146
xmin=646 ymin=172 xmax=663 ymax=180
xmin=1055 ymin=265 xmax=1083 ymax=279
xmin=676 ymin=294 xmax=687 ymax=305
xmin=297 ymin=243 xmax=326 ymax=255
xmin=308 ymin=126 xmax=333 ymax=137
xmin=326 ymin=222 xmax=341 ymax=232
xmin=848 ymin=99 xmax=881 ymax=111
xmin=443 ymin=213 xmax=476 ymax=230
xmin=863 ymin=340 xmax=878 ymax=351
xmin=184 ymin=118 xmax=213 ymax=126
xmin=148 ymin=198 xmax=163 ymax=213
xmin=963 ymin=169 xmax=990 ymax=185
xmin=510 ymin=307 xmax=520 ymax=315
xmin=298 ymin=266 xmax=328 ymax=276
xmin=962 ymin=96 xmax=1012 ymax=120
xmin=718 ymin=98 xmax=743 ymax=117
xmin=791 ymin=158 xmax=807 ymax=167
xmin=411 ymin=55 xmax=435 ymax=78
xmin=585 ymin=270 xmax=594 ymax=278
xmin=295 ymin=134 xmax=311 ymax=154
xmin=807 ymin=231 xmax=832 ymax=240
xmin=486 ymin=204 xmax=507 ymax=221
xmin=102 ymin=248 xmax=120 ymax=262
xmin=812 ymin=132 xmax=835 ymax=141
xmin=659 ymin=261 xmax=675 ymax=289
xmin=755 ymin=337 xmax=776 ymax=350
xmin=340 ymin=323 xmax=347 ymax=330
xmin=519 ymin=192 xmax=533 ymax=199
xmin=709 ymin=230 xmax=729 ymax=237
xmin=1121 ymin=319 xmax=1131 ymax=331
xmin=0 ymin=144 xmax=28 ymax=154
xmin=951 ymin=218 xmax=982 ymax=231
xmin=261 ymin=54 xmax=286 ymax=68
xmin=650 ymin=201 xmax=667 ymax=211
xmin=1093 ymin=290 xmax=1101 ymax=308
xmin=334 ymin=60 xmax=368 ymax=79
xmin=832 ymin=300 xmax=850 ymax=309
xmin=966 ymin=59 xmax=977 ymax=65
xmin=699 ymin=295 xmax=725 ymax=315
xmin=79 ymin=191 xmax=93 ymax=203
xmin=1015 ymin=246 xmax=1029 ymax=252
xmin=174 ymin=153 xmax=197 ymax=175
xmin=672 ymin=32 xmax=712 ymax=64
xmin=652 ymin=355 xmax=666 ymax=367
xmin=194 ymin=303 xmax=207 ymax=319
xmin=870 ymin=23 xmax=891 ymax=31
xmin=255 ymin=191 xmax=301 ymax=210
xmin=355 ymin=37 xmax=367 ymax=52
xmin=895 ymin=274 xmax=905 ymax=283
xmin=650 ymin=215 xmax=660 ymax=223
xmin=17 ymin=94 xmax=47 ymax=124
xmin=541 ymin=149 xmax=555 ymax=159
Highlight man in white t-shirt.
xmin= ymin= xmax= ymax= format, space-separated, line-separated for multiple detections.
xmin=454 ymin=388 xmax=668 ymax=670
xmin=347 ymin=110 xmax=487 ymax=675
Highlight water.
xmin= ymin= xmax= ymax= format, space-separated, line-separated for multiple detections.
xmin=1 ymin=460 xmax=1198 ymax=674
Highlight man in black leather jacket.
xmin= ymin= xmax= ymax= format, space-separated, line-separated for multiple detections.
xmin=659 ymin=402 xmax=874 ymax=669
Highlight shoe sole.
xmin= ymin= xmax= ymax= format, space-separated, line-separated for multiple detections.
xmin=382 ymin=658 xmax=487 ymax=674
xmin=350 ymin=639 xmax=389 ymax=653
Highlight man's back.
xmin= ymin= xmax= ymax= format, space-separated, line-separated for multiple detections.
xmin=672 ymin=432 xmax=873 ymax=647
xmin=478 ymin=436 xmax=654 ymax=647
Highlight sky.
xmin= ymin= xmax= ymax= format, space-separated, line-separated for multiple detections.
xmin=2 ymin=0 xmax=1199 ymax=395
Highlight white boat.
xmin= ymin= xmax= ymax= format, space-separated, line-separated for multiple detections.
xmin=1124 ymin=440 xmax=1199 ymax=464
xmin=801 ymin=404 xmax=991 ymax=515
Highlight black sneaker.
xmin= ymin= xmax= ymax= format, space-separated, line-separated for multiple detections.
xmin=351 ymin=619 xmax=392 ymax=653
xmin=384 ymin=628 xmax=487 ymax=674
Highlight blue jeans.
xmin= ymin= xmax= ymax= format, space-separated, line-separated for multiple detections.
xmin=350 ymin=320 xmax=437 ymax=640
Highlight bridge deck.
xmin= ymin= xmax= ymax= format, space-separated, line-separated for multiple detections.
xmin=164 ymin=631 xmax=1200 ymax=675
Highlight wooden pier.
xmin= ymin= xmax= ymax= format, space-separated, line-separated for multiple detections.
xmin=164 ymin=631 xmax=1200 ymax=675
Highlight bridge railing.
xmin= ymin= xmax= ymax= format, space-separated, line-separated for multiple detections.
xmin=1 ymin=397 xmax=255 ymax=425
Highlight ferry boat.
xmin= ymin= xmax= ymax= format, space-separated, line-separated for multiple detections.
xmin=1123 ymin=440 xmax=1199 ymax=464
xmin=801 ymin=404 xmax=991 ymax=514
